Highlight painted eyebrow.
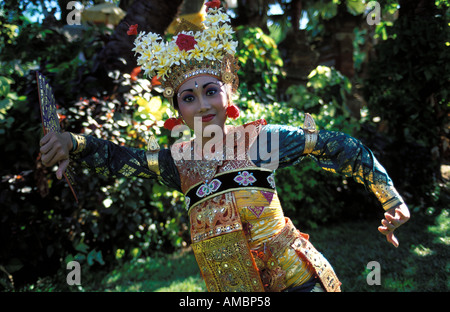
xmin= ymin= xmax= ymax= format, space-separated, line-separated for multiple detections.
xmin=178 ymin=82 xmax=221 ymax=97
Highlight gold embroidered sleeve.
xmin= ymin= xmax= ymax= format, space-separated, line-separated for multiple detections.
xmin=145 ymin=151 xmax=160 ymax=176
xmin=68 ymin=134 xmax=161 ymax=179
xmin=310 ymin=130 xmax=405 ymax=211
xmin=69 ymin=133 xmax=86 ymax=154
xmin=369 ymin=183 xmax=404 ymax=211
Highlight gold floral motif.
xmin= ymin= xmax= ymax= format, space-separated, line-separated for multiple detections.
xmin=192 ymin=230 xmax=264 ymax=292
xmin=189 ymin=193 xmax=240 ymax=243
xmin=251 ymin=249 xmax=287 ymax=292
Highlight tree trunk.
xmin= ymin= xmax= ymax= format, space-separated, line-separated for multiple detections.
xmin=234 ymin=0 xmax=270 ymax=32
xmin=91 ymin=0 xmax=184 ymax=89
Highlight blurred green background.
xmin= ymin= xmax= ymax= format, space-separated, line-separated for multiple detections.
xmin=0 ymin=0 xmax=448 ymax=292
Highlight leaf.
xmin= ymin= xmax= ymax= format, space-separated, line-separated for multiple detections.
xmin=0 ymin=76 xmax=12 ymax=97
xmin=74 ymin=242 xmax=89 ymax=253
xmin=87 ymin=249 xmax=105 ymax=266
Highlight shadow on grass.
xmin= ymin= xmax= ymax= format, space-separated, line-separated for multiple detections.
xmin=310 ymin=209 xmax=449 ymax=292
xmin=97 ymin=249 xmax=206 ymax=292
xmin=16 ymin=209 xmax=448 ymax=292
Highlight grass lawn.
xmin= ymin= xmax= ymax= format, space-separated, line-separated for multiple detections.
xmin=20 ymin=209 xmax=449 ymax=292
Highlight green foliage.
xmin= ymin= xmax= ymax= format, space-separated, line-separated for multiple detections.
xmin=239 ymin=64 xmax=370 ymax=228
xmin=0 ymin=15 xmax=185 ymax=290
xmin=1 ymin=1 xmax=448 ymax=291
xmin=363 ymin=11 xmax=450 ymax=208
xmin=234 ymin=27 xmax=284 ymax=105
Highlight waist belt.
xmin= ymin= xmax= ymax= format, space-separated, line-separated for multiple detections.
xmin=185 ymin=168 xmax=276 ymax=212
xmin=267 ymin=218 xmax=342 ymax=292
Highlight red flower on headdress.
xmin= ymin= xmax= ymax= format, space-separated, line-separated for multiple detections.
xmin=127 ymin=24 xmax=138 ymax=35
xmin=205 ymin=0 xmax=221 ymax=11
xmin=176 ymin=34 xmax=197 ymax=51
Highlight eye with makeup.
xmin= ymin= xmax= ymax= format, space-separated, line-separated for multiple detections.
xmin=205 ymin=87 xmax=218 ymax=96
xmin=180 ymin=86 xmax=219 ymax=103
xmin=182 ymin=94 xmax=195 ymax=103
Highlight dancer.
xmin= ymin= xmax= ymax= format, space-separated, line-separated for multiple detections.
xmin=40 ymin=2 xmax=409 ymax=292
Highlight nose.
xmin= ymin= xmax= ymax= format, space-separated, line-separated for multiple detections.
xmin=198 ymin=95 xmax=211 ymax=112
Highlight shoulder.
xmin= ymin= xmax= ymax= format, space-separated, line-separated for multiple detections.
xmin=242 ymin=118 xmax=267 ymax=128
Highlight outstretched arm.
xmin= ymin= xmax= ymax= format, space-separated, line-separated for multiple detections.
xmin=252 ymin=122 xmax=410 ymax=247
xmin=39 ymin=131 xmax=182 ymax=192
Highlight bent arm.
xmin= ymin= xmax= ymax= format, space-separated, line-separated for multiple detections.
xmin=251 ymin=124 xmax=404 ymax=211
xmin=309 ymin=130 xmax=404 ymax=211
xmin=70 ymin=133 xmax=182 ymax=191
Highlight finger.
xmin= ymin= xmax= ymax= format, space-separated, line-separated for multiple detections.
xmin=387 ymin=233 xmax=399 ymax=248
xmin=40 ymin=132 xmax=54 ymax=146
xmin=40 ymin=139 xmax=54 ymax=154
xmin=41 ymin=145 xmax=59 ymax=167
xmin=384 ymin=213 xmax=401 ymax=227
xmin=378 ymin=225 xmax=390 ymax=235
xmin=56 ymin=159 xmax=70 ymax=180
xmin=381 ymin=219 xmax=396 ymax=231
xmin=396 ymin=206 xmax=410 ymax=220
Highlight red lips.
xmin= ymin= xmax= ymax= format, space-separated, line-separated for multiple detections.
xmin=201 ymin=114 xmax=215 ymax=122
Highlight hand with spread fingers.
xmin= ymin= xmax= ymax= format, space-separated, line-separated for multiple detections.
xmin=39 ymin=132 xmax=73 ymax=180
xmin=378 ymin=203 xmax=410 ymax=247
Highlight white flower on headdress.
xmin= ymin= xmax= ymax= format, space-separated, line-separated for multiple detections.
xmin=190 ymin=47 xmax=204 ymax=61
xmin=203 ymin=12 xmax=222 ymax=27
xmin=156 ymin=54 xmax=172 ymax=79
xmin=217 ymin=24 xmax=233 ymax=39
xmin=222 ymin=38 xmax=238 ymax=54
xmin=167 ymin=42 xmax=181 ymax=65
xmin=208 ymin=39 xmax=223 ymax=51
xmin=204 ymin=27 xmax=220 ymax=40
xmin=196 ymin=37 xmax=211 ymax=54
xmin=218 ymin=12 xmax=231 ymax=23
xmin=176 ymin=49 xmax=192 ymax=64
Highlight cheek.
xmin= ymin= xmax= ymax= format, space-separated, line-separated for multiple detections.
xmin=214 ymin=92 xmax=228 ymax=111
xmin=178 ymin=103 xmax=196 ymax=126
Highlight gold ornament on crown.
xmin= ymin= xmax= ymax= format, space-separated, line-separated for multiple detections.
xmin=132 ymin=7 xmax=240 ymax=100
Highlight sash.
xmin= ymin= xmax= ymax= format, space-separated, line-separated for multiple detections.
xmin=185 ymin=168 xmax=275 ymax=212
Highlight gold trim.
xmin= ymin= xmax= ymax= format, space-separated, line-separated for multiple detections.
xmin=70 ymin=133 xmax=86 ymax=154
xmin=192 ymin=230 xmax=265 ymax=292
xmin=303 ymin=113 xmax=318 ymax=155
xmin=145 ymin=151 xmax=160 ymax=176
xmin=370 ymin=183 xmax=404 ymax=211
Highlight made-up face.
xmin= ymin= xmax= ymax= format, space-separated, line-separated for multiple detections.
xmin=177 ymin=75 xmax=228 ymax=137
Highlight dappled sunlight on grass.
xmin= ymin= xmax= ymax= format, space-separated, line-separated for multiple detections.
xmin=18 ymin=209 xmax=448 ymax=292
xmin=98 ymin=250 xmax=206 ymax=292
xmin=306 ymin=208 xmax=449 ymax=292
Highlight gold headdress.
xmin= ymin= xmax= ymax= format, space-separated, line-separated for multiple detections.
xmin=132 ymin=5 xmax=240 ymax=102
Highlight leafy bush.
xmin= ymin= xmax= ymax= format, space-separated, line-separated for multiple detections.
xmin=0 ymin=19 xmax=187 ymax=289
xmin=238 ymin=63 xmax=375 ymax=229
xmin=363 ymin=11 xmax=450 ymax=210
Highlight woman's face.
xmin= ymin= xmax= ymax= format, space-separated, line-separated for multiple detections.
xmin=177 ymin=75 xmax=228 ymax=136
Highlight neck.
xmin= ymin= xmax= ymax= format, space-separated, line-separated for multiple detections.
xmin=194 ymin=125 xmax=229 ymax=156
